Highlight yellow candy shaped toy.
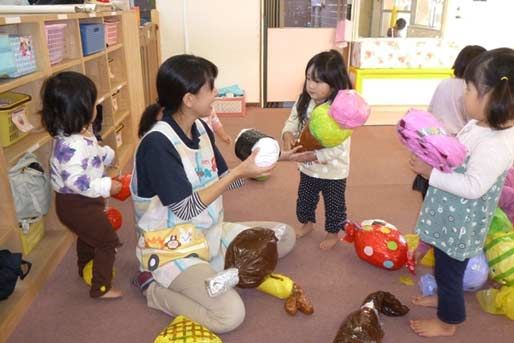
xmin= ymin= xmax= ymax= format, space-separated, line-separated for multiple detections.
xmin=256 ymin=273 xmax=294 ymax=299
xmin=154 ymin=315 xmax=222 ymax=343
xmin=82 ymin=260 xmax=115 ymax=287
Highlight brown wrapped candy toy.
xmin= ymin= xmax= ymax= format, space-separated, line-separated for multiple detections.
xmin=332 ymin=291 xmax=409 ymax=343
xmin=224 ymin=228 xmax=278 ymax=288
xmin=295 ymin=122 xmax=323 ymax=152
xmin=284 ymin=283 xmax=314 ymax=316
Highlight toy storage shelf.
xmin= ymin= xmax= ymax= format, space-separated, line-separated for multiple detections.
xmin=0 ymin=10 xmax=145 ymax=343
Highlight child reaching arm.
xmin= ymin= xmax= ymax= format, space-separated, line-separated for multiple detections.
xmin=409 ymin=48 xmax=514 ymax=338
xmin=42 ymin=72 xmax=123 ymax=299
xmin=282 ymin=49 xmax=352 ymax=250
xmin=204 ymin=108 xmax=232 ymax=144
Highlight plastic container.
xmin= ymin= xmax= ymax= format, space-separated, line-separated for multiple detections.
xmin=18 ymin=216 xmax=45 ymax=255
xmin=5 ymin=35 xmax=37 ymax=78
xmin=213 ymin=94 xmax=246 ymax=117
xmin=104 ymin=20 xmax=119 ymax=46
xmin=0 ymin=33 xmax=16 ymax=77
xmin=45 ymin=23 xmax=67 ymax=65
xmin=79 ymin=23 xmax=105 ymax=56
xmin=0 ymin=91 xmax=31 ymax=147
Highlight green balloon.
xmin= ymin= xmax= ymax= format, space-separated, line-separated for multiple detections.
xmin=309 ymin=103 xmax=352 ymax=148
xmin=489 ymin=207 xmax=514 ymax=236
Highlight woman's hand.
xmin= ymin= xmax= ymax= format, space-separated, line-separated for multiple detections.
xmin=279 ymin=145 xmax=318 ymax=163
xmin=282 ymin=132 xmax=297 ymax=151
xmin=234 ymin=148 xmax=274 ymax=179
xmin=409 ymin=154 xmax=433 ymax=179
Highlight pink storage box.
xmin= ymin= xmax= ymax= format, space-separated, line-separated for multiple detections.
xmin=104 ymin=21 xmax=119 ymax=46
xmin=213 ymin=95 xmax=246 ymax=117
xmin=45 ymin=23 xmax=66 ymax=65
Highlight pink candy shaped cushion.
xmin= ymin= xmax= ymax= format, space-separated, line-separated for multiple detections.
xmin=397 ymin=109 xmax=468 ymax=173
xmin=329 ymin=90 xmax=370 ymax=129
xmin=499 ymin=168 xmax=514 ymax=224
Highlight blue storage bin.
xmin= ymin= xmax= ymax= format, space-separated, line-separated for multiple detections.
xmin=79 ymin=23 xmax=105 ymax=56
xmin=0 ymin=34 xmax=17 ymax=77
xmin=8 ymin=35 xmax=37 ymax=78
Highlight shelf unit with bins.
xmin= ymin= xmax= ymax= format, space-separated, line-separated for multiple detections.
xmin=0 ymin=10 xmax=145 ymax=342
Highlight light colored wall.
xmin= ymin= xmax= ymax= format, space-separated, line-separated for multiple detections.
xmin=267 ymin=28 xmax=337 ymax=102
xmin=156 ymin=0 xmax=261 ymax=102
xmin=445 ymin=0 xmax=514 ymax=49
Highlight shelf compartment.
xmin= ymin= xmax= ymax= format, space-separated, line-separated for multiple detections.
xmin=50 ymin=57 xmax=83 ymax=74
xmin=84 ymin=55 xmax=109 ymax=96
xmin=44 ymin=19 xmax=83 ymax=66
xmin=4 ymin=131 xmax=51 ymax=167
xmin=107 ymin=47 xmax=127 ymax=88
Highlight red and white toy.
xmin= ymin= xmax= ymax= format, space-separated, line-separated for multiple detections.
xmin=343 ymin=219 xmax=414 ymax=273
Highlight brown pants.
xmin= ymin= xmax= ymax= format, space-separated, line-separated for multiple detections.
xmin=55 ymin=193 xmax=121 ymax=298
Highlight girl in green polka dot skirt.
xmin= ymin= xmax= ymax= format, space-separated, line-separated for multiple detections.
xmin=408 ymin=48 xmax=514 ymax=338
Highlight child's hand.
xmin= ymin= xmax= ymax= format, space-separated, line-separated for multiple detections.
xmin=280 ymin=145 xmax=318 ymax=162
xmin=409 ymin=154 xmax=433 ymax=179
xmin=110 ymin=180 xmax=123 ymax=196
xmin=282 ymin=132 xmax=296 ymax=150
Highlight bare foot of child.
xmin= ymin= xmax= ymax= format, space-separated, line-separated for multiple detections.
xmin=410 ymin=318 xmax=456 ymax=337
xmin=99 ymin=287 xmax=123 ymax=299
xmin=295 ymin=222 xmax=314 ymax=237
xmin=412 ymin=295 xmax=437 ymax=308
xmin=320 ymin=232 xmax=339 ymax=250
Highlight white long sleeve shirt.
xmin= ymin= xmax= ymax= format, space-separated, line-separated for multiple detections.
xmin=282 ymin=100 xmax=350 ymax=180
xmin=50 ymin=133 xmax=115 ymax=198
xmin=430 ymin=120 xmax=514 ymax=199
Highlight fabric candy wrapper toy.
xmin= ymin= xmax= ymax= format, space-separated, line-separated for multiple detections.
xmin=154 ymin=315 xmax=222 ymax=343
xmin=396 ymin=109 xmax=468 ymax=172
xmin=105 ymin=206 xmax=122 ymax=231
xmin=476 ymin=286 xmax=514 ymax=320
xmin=332 ymin=291 xmax=409 ymax=343
xmin=484 ymin=225 xmax=514 ymax=286
xmin=234 ymin=129 xmax=280 ymax=168
xmin=343 ymin=219 xmax=414 ymax=273
xmin=499 ymin=168 xmax=514 ymax=224
xmin=82 ymin=260 xmax=115 ymax=287
xmin=296 ymin=90 xmax=369 ymax=152
xmin=111 ymin=173 xmax=131 ymax=201
xmin=418 ymin=251 xmax=489 ymax=295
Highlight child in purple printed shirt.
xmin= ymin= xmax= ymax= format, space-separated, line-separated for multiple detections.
xmin=42 ymin=72 xmax=123 ymax=299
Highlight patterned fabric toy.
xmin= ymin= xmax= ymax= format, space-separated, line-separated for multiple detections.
xmin=397 ymin=109 xmax=468 ymax=172
xmin=154 ymin=315 xmax=222 ymax=343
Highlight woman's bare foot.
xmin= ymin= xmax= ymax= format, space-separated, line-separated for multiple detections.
xmin=320 ymin=232 xmax=339 ymax=250
xmin=295 ymin=222 xmax=314 ymax=237
xmin=410 ymin=318 xmax=456 ymax=337
xmin=99 ymin=287 xmax=123 ymax=299
xmin=412 ymin=295 xmax=437 ymax=308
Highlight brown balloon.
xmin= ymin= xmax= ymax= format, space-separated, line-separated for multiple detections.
xmin=224 ymin=228 xmax=278 ymax=288
xmin=362 ymin=291 xmax=410 ymax=317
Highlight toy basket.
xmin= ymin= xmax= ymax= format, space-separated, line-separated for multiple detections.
xmin=213 ymin=95 xmax=246 ymax=117
xmin=0 ymin=91 xmax=31 ymax=147
xmin=45 ymin=23 xmax=66 ymax=65
xmin=104 ymin=20 xmax=119 ymax=46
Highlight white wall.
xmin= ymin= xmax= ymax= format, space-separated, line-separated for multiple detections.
xmin=156 ymin=0 xmax=261 ymax=103
xmin=445 ymin=0 xmax=514 ymax=49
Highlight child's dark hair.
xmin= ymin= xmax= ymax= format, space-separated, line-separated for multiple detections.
xmin=138 ymin=54 xmax=218 ymax=137
xmin=452 ymin=45 xmax=486 ymax=78
xmin=296 ymin=49 xmax=352 ymax=127
xmin=396 ymin=18 xmax=407 ymax=30
xmin=464 ymin=48 xmax=514 ymax=130
xmin=41 ymin=71 xmax=97 ymax=137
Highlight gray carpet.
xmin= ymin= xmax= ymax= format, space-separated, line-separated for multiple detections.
xmin=8 ymin=108 xmax=514 ymax=343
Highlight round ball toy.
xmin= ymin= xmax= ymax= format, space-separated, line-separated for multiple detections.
xmin=329 ymin=90 xmax=370 ymax=129
xmin=463 ymin=251 xmax=489 ymax=291
xmin=82 ymin=260 xmax=115 ymax=287
xmin=234 ymin=129 xmax=280 ymax=168
xmin=105 ymin=206 xmax=122 ymax=231
xmin=343 ymin=219 xmax=409 ymax=271
xmin=111 ymin=173 xmax=132 ymax=201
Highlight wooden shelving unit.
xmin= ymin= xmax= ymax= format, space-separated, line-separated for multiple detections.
xmin=0 ymin=10 xmax=145 ymax=342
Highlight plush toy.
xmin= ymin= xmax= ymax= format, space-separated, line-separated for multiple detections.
xmin=256 ymin=273 xmax=294 ymax=299
xmin=82 ymin=260 xmax=115 ymax=287
xmin=484 ymin=228 xmax=514 ymax=286
xmin=234 ymin=129 xmax=280 ymax=168
xmin=343 ymin=219 xmax=412 ymax=272
xmin=111 ymin=173 xmax=131 ymax=201
xmin=499 ymin=168 xmax=514 ymax=224
xmin=476 ymin=286 xmax=514 ymax=320
xmin=397 ymin=109 xmax=468 ymax=172
xmin=418 ymin=251 xmax=489 ymax=295
xmin=105 ymin=206 xmax=122 ymax=231
xmin=332 ymin=291 xmax=409 ymax=343
xmin=154 ymin=315 xmax=222 ymax=343
xmin=284 ymin=283 xmax=314 ymax=316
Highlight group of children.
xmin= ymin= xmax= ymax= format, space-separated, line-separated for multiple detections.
xmin=39 ymin=44 xmax=514 ymax=338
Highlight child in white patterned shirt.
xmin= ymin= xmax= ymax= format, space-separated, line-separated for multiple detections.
xmin=42 ymin=71 xmax=123 ymax=299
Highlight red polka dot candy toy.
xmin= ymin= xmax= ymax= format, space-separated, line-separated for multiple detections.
xmin=343 ymin=219 xmax=414 ymax=273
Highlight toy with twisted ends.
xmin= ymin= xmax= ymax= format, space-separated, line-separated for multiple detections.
xmin=397 ymin=109 xmax=468 ymax=172
xmin=296 ymin=90 xmax=370 ymax=152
